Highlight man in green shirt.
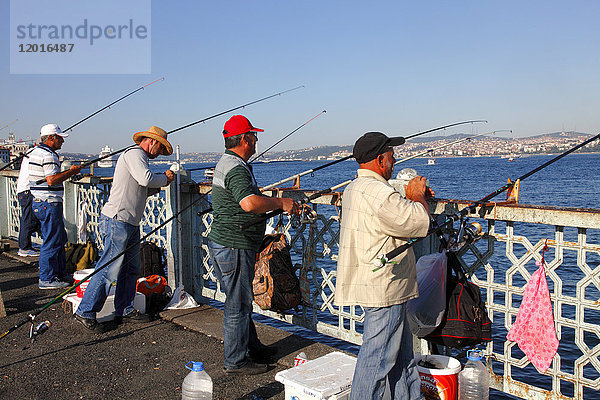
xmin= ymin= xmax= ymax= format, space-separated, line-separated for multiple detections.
xmin=208 ymin=115 xmax=300 ymax=375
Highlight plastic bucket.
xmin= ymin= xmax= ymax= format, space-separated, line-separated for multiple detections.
xmin=416 ymin=354 xmax=461 ymax=400
xmin=73 ymin=268 xmax=95 ymax=298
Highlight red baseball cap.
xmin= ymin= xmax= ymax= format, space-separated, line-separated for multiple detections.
xmin=222 ymin=115 xmax=264 ymax=138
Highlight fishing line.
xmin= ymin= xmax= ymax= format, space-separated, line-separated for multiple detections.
xmin=186 ymin=109 xmax=326 ymax=173
xmin=262 ymin=120 xmax=488 ymax=190
xmin=0 ymin=119 xmax=18 ymax=132
xmin=80 ymin=86 xmax=305 ymax=170
xmin=241 ymin=130 xmax=505 ymax=230
xmin=0 ymin=78 xmax=164 ymax=173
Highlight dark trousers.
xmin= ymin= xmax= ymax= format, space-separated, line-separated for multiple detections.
xmin=18 ymin=190 xmax=40 ymax=250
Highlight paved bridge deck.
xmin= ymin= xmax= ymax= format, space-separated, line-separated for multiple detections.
xmin=0 ymin=241 xmax=341 ymax=400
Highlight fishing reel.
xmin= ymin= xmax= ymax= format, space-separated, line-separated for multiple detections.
xmin=29 ymin=317 xmax=52 ymax=344
xmin=292 ymin=205 xmax=317 ymax=228
xmin=70 ymin=173 xmax=85 ymax=182
xmin=441 ymin=216 xmax=483 ymax=251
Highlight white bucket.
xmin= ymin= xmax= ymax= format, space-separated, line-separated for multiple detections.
xmin=416 ymin=354 xmax=461 ymax=400
xmin=73 ymin=268 xmax=95 ymax=298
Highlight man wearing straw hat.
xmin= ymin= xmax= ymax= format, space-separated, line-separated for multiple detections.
xmin=74 ymin=126 xmax=174 ymax=331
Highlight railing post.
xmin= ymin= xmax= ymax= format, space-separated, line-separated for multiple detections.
xmin=165 ymin=167 xmax=199 ymax=295
xmin=0 ymin=174 xmax=9 ymax=238
xmin=62 ymin=179 xmax=79 ymax=243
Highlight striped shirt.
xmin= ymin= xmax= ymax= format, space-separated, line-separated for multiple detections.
xmin=208 ymin=150 xmax=266 ymax=251
xmin=28 ymin=144 xmax=63 ymax=202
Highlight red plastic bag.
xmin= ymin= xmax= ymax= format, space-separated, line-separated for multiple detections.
xmin=136 ymin=275 xmax=167 ymax=296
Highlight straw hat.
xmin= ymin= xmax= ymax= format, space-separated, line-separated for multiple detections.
xmin=133 ymin=126 xmax=173 ymax=156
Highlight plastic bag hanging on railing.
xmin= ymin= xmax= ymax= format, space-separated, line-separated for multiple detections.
xmin=407 ymin=252 xmax=447 ymax=336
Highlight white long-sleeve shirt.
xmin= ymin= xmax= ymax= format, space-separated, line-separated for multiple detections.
xmin=101 ymin=146 xmax=167 ymax=226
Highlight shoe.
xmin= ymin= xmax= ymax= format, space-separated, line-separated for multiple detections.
xmin=18 ymin=248 xmax=40 ymax=257
xmin=38 ymin=278 xmax=70 ymax=290
xmin=114 ymin=307 xmax=150 ymax=324
xmin=248 ymin=344 xmax=278 ymax=362
xmin=223 ymin=361 xmax=268 ymax=375
xmin=74 ymin=313 xmax=97 ymax=331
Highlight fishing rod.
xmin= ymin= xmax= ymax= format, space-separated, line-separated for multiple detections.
xmin=0 ymin=78 xmax=164 ymax=173
xmin=0 ymin=193 xmax=206 ymax=342
xmin=196 ymin=120 xmax=488 ymax=218
xmin=239 ymin=129 xmax=505 ymax=230
xmin=64 ymin=78 xmax=164 ymax=133
xmin=76 ymin=86 xmax=306 ymax=171
xmin=374 ymin=132 xmax=600 ymax=271
xmin=186 ymin=109 xmax=326 ymax=173
xmin=262 ymin=120 xmax=488 ymax=190
xmin=249 ymin=110 xmax=326 ymax=163
xmin=393 ymin=129 xmax=510 ymax=166
xmin=3 ymin=87 xmax=304 ymax=338
xmin=0 ymin=119 xmax=18 ymax=132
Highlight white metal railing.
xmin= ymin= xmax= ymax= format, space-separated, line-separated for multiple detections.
xmin=2 ymin=170 xmax=599 ymax=399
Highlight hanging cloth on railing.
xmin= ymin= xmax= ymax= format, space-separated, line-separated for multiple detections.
xmin=506 ymin=242 xmax=559 ymax=373
xmin=77 ymin=203 xmax=88 ymax=244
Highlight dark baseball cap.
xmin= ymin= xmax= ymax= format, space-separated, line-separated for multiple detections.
xmin=352 ymin=132 xmax=405 ymax=163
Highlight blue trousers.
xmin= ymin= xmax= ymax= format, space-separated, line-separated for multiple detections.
xmin=18 ymin=190 xmax=40 ymax=250
xmin=350 ymin=303 xmax=424 ymax=400
xmin=32 ymin=200 xmax=67 ymax=282
xmin=76 ymin=215 xmax=141 ymax=318
xmin=208 ymin=241 xmax=263 ymax=369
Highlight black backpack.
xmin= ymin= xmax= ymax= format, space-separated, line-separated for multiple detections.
xmin=139 ymin=241 xmax=167 ymax=278
xmin=423 ymin=251 xmax=492 ymax=348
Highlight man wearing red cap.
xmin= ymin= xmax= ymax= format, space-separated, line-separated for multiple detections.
xmin=335 ymin=132 xmax=434 ymax=400
xmin=208 ymin=115 xmax=300 ymax=375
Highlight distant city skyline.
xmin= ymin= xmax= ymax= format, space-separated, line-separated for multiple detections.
xmin=2 ymin=1 xmax=600 ymax=154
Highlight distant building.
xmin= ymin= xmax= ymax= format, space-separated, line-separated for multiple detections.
xmin=0 ymin=147 xmax=10 ymax=163
xmin=0 ymin=132 xmax=34 ymax=163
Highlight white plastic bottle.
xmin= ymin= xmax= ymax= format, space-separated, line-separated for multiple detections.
xmin=182 ymin=361 xmax=213 ymax=400
xmin=459 ymin=350 xmax=489 ymax=400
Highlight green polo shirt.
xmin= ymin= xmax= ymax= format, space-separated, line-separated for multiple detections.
xmin=208 ymin=150 xmax=267 ymax=251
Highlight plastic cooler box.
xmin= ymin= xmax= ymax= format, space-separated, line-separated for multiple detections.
xmin=275 ymin=352 xmax=356 ymax=400
xmin=65 ymin=292 xmax=146 ymax=322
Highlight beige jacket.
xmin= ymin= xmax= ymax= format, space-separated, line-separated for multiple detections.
xmin=334 ymin=169 xmax=430 ymax=307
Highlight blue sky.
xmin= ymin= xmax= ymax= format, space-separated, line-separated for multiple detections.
xmin=2 ymin=1 xmax=600 ymax=154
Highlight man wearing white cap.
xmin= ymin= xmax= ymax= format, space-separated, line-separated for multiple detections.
xmin=75 ymin=126 xmax=174 ymax=331
xmin=29 ymin=124 xmax=82 ymax=289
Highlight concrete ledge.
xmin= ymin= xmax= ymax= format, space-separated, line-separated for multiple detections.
xmin=160 ymin=305 xmax=348 ymax=368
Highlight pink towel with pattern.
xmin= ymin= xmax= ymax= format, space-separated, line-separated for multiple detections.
xmin=507 ymin=264 xmax=559 ymax=373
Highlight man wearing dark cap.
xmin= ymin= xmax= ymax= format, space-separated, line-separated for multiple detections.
xmin=208 ymin=115 xmax=301 ymax=375
xmin=335 ymin=132 xmax=433 ymax=399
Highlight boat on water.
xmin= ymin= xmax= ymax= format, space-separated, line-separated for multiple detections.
xmin=97 ymin=145 xmax=116 ymax=168
xmin=427 ymin=158 xmax=436 ymax=165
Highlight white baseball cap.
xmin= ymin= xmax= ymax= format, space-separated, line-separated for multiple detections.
xmin=40 ymin=123 xmax=68 ymax=138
